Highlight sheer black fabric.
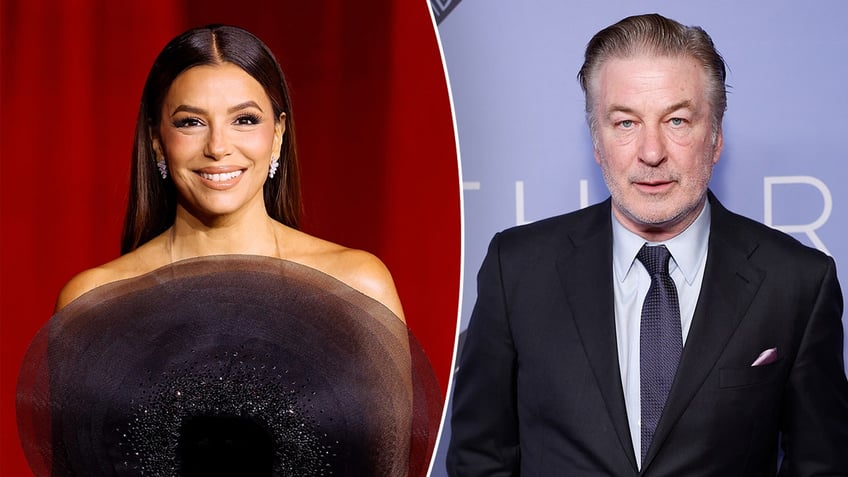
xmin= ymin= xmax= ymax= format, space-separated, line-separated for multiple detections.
xmin=17 ymin=256 xmax=441 ymax=476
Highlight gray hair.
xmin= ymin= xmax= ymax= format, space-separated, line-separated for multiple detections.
xmin=577 ymin=13 xmax=727 ymax=138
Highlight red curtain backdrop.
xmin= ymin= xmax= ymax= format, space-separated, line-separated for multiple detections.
xmin=0 ymin=1 xmax=460 ymax=475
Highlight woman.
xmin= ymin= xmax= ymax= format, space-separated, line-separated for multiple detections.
xmin=17 ymin=25 xmax=440 ymax=476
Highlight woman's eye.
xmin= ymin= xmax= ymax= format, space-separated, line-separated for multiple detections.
xmin=172 ymin=117 xmax=203 ymax=128
xmin=235 ymin=114 xmax=261 ymax=125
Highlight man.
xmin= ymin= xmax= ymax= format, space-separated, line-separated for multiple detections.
xmin=447 ymin=13 xmax=848 ymax=476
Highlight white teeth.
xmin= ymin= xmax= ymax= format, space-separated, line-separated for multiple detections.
xmin=199 ymin=170 xmax=243 ymax=182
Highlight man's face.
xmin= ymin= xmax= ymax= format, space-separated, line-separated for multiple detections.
xmin=591 ymin=54 xmax=722 ymax=241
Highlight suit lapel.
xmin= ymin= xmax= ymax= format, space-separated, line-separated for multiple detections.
xmin=642 ymin=196 xmax=765 ymax=470
xmin=556 ymin=202 xmax=639 ymax=472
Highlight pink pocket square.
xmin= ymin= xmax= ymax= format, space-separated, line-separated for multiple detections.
xmin=751 ymin=347 xmax=778 ymax=367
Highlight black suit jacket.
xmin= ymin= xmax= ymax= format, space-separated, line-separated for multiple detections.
xmin=447 ymin=193 xmax=848 ymax=476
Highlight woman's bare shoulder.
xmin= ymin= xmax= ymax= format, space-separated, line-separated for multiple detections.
xmin=331 ymin=247 xmax=405 ymax=322
xmin=54 ymin=239 xmax=168 ymax=312
xmin=283 ymin=228 xmax=405 ymax=322
xmin=55 ymin=266 xmax=115 ymax=312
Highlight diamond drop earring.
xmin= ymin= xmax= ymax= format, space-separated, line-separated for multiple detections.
xmin=157 ymin=157 xmax=168 ymax=179
xmin=268 ymin=156 xmax=280 ymax=179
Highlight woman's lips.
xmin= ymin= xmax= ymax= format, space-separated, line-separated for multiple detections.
xmin=199 ymin=170 xmax=243 ymax=182
xmin=195 ymin=167 xmax=245 ymax=189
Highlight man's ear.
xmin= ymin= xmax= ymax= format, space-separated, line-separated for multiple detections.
xmin=712 ymin=127 xmax=723 ymax=165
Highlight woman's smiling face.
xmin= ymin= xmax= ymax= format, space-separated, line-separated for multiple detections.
xmin=154 ymin=62 xmax=284 ymax=221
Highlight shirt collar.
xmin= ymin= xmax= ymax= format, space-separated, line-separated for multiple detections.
xmin=612 ymin=200 xmax=711 ymax=285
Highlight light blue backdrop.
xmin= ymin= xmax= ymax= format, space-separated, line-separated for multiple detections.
xmin=432 ymin=1 xmax=848 ymax=475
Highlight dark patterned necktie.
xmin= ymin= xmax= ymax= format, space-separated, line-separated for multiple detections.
xmin=637 ymin=244 xmax=682 ymax=462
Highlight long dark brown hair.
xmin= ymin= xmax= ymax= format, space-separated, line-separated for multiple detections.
xmin=121 ymin=25 xmax=301 ymax=254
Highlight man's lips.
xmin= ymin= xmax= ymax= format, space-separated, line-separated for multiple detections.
xmin=634 ymin=180 xmax=674 ymax=192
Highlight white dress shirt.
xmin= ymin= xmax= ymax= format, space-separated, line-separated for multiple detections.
xmin=611 ymin=201 xmax=711 ymax=467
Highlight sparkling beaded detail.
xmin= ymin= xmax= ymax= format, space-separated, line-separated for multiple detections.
xmin=118 ymin=349 xmax=333 ymax=476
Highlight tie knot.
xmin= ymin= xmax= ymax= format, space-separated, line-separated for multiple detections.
xmin=637 ymin=244 xmax=671 ymax=276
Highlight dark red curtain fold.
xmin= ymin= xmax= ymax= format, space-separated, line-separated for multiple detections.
xmin=1 ymin=1 xmax=459 ymax=474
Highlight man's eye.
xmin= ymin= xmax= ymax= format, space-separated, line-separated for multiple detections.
xmin=669 ymin=117 xmax=685 ymax=126
xmin=619 ymin=120 xmax=634 ymax=128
